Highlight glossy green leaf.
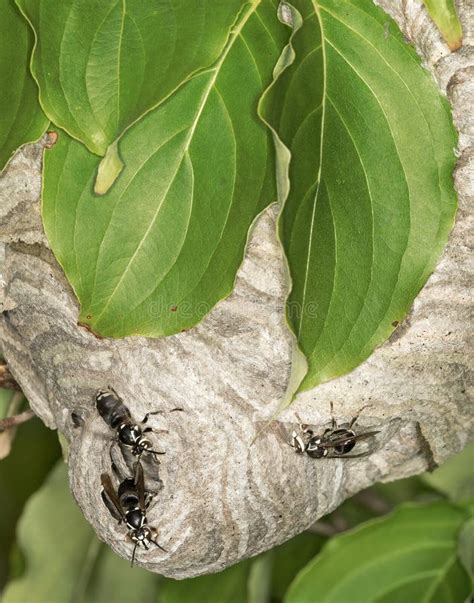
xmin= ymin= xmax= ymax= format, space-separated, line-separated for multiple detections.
xmin=16 ymin=0 xmax=247 ymax=192
xmin=3 ymin=461 xmax=157 ymax=602
xmin=262 ymin=0 xmax=457 ymax=395
xmin=423 ymin=441 xmax=474 ymax=503
xmin=423 ymin=0 xmax=463 ymax=51
xmin=270 ymin=532 xmax=325 ymax=600
xmin=3 ymin=462 xmax=95 ymax=602
xmin=42 ymin=0 xmax=287 ymax=338
xmin=329 ymin=476 xmax=444 ymax=534
xmin=458 ymin=517 xmax=474 ymax=581
xmin=158 ymin=534 xmax=325 ymax=603
xmin=161 ymin=562 xmax=252 ymax=603
xmin=0 ymin=417 xmax=60 ymax=589
xmin=285 ymin=502 xmax=471 ymax=603
xmin=83 ymin=547 xmax=158 ymax=603
xmin=248 ymin=553 xmax=272 ymax=603
xmin=0 ymin=0 xmax=48 ymax=172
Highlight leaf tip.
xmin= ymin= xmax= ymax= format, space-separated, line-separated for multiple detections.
xmin=280 ymin=343 xmax=308 ymax=409
xmin=447 ymin=35 xmax=462 ymax=52
xmin=94 ymin=142 xmax=124 ymax=195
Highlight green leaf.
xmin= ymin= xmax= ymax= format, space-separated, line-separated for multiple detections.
xmin=0 ymin=0 xmax=48 ymax=172
xmin=160 ymin=532 xmax=325 ymax=603
xmin=16 ymin=0 xmax=248 ymax=192
xmin=284 ymin=502 xmax=471 ymax=603
xmin=3 ymin=461 xmax=158 ymax=602
xmin=160 ymin=561 xmax=252 ymax=603
xmin=423 ymin=441 xmax=474 ymax=503
xmin=422 ymin=0 xmax=463 ymax=51
xmin=328 ymin=476 xmax=443 ymax=533
xmin=261 ymin=0 xmax=458 ymax=395
xmin=270 ymin=532 xmax=325 ymax=600
xmin=0 ymin=418 xmax=60 ymax=590
xmin=3 ymin=462 xmax=95 ymax=602
xmin=83 ymin=547 xmax=158 ymax=603
xmin=248 ymin=553 xmax=273 ymax=603
xmin=458 ymin=517 xmax=474 ymax=581
xmin=41 ymin=0 xmax=287 ymax=338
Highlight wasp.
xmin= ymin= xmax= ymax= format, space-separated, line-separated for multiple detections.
xmin=101 ymin=461 xmax=166 ymax=566
xmin=290 ymin=404 xmax=380 ymax=459
xmin=95 ymin=388 xmax=181 ymax=462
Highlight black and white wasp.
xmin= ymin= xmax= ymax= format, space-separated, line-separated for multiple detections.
xmin=95 ymin=388 xmax=181 ymax=462
xmin=101 ymin=461 xmax=166 ymax=566
xmin=289 ymin=405 xmax=380 ymax=459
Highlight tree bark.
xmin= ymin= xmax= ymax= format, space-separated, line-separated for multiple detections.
xmin=0 ymin=0 xmax=472 ymax=578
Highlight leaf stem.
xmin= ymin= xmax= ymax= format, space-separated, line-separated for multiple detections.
xmin=0 ymin=409 xmax=35 ymax=433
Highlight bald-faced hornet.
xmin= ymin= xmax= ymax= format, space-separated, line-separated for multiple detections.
xmin=101 ymin=461 xmax=166 ymax=566
xmin=95 ymin=388 xmax=181 ymax=462
xmin=290 ymin=405 xmax=380 ymax=459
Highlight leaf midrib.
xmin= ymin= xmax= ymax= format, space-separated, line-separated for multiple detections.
xmin=116 ymin=0 xmax=126 ymax=135
xmin=321 ymin=1 xmax=443 ymax=200
xmin=83 ymin=0 xmax=118 ymax=148
xmin=57 ymin=2 xmax=83 ymax=138
xmin=298 ymin=5 xmax=414 ymax=377
xmin=87 ymin=127 xmax=190 ymax=319
xmin=124 ymin=86 xmax=238 ymax=321
xmin=87 ymin=0 xmax=261 ymax=325
xmin=183 ymin=0 xmax=259 ymax=151
xmin=297 ymin=1 xmax=328 ymax=340
xmin=309 ymin=37 xmax=410 ymax=371
xmin=292 ymin=0 xmax=451 ymax=387
xmin=310 ymin=541 xmax=454 ymax=601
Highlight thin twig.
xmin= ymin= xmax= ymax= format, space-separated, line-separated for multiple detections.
xmin=6 ymin=391 xmax=25 ymax=416
xmin=0 ymin=409 xmax=35 ymax=433
xmin=307 ymin=516 xmax=350 ymax=537
xmin=0 ymin=364 xmax=21 ymax=390
xmin=353 ymin=489 xmax=392 ymax=514
xmin=0 ymin=392 xmax=33 ymax=459
xmin=307 ymin=522 xmax=340 ymax=537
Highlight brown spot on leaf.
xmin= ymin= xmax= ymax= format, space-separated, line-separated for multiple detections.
xmin=78 ymin=320 xmax=104 ymax=339
xmin=44 ymin=131 xmax=59 ymax=148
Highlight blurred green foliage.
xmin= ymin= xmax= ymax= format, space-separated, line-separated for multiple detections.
xmin=459 ymin=518 xmax=474 ymax=579
xmin=0 ymin=458 xmax=325 ymax=603
xmin=269 ymin=533 xmax=325 ymax=600
xmin=161 ymin=559 xmax=252 ymax=603
xmin=0 ymin=391 xmax=472 ymax=602
xmin=0 ymin=392 xmax=60 ymax=589
xmin=423 ymin=443 xmax=474 ymax=503
xmin=285 ymin=502 xmax=471 ymax=602
xmin=0 ymin=388 xmax=11 ymax=415
xmin=2 ymin=463 xmax=158 ymax=603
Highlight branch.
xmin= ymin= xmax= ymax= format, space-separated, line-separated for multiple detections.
xmin=0 ymin=409 xmax=35 ymax=432
xmin=0 ymin=392 xmax=32 ymax=459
